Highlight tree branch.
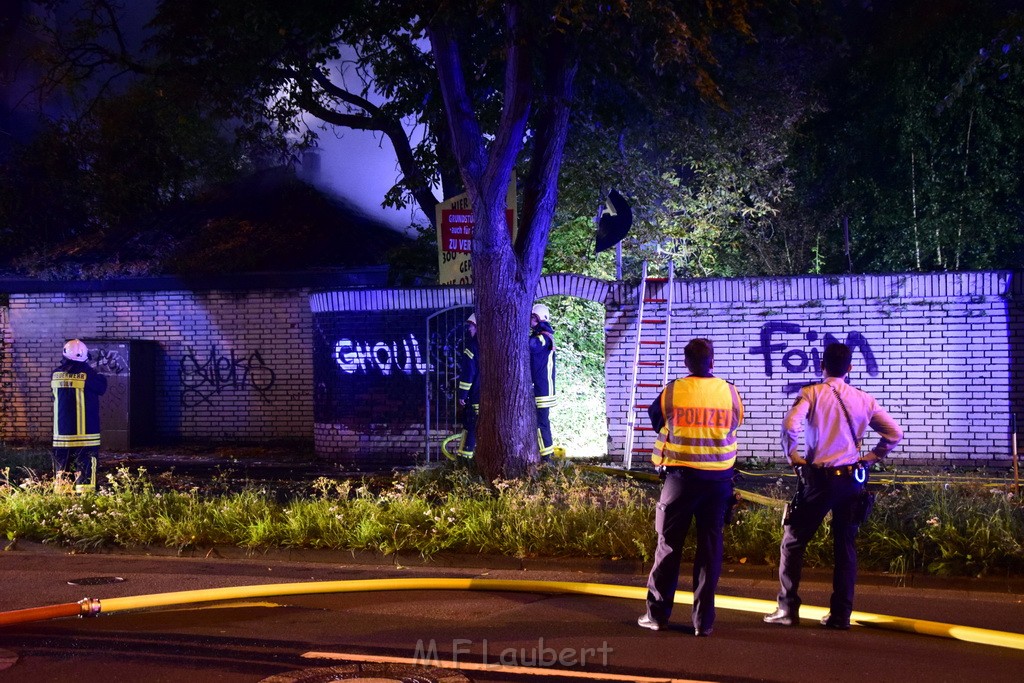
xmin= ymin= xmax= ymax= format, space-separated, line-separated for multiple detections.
xmin=305 ymin=68 xmax=439 ymax=224
xmin=427 ymin=20 xmax=486 ymax=192
xmin=518 ymin=30 xmax=579 ymax=281
xmin=484 ymin=2 xmax=533 ymax=204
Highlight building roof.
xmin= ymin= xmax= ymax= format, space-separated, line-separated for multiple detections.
xmin=1 ymin=168 xmax=413 ymax=281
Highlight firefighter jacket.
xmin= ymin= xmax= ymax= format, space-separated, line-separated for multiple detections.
xmin=529 ymin=321 xmax=556 ymax=409
xmin=458 ymin=335 xmax=480 ymax=406
xmin=51 ymin=359 xmax=107 ymax=449
xmin=648 ymin=374 xmax=743 ymax=471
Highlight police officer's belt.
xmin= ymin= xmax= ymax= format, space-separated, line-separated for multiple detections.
xmin=807 ymin=464 xmax=862 ymax=477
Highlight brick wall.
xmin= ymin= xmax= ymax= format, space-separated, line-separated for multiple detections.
xmin=311 ymin=287 xmax=474 ymax=469
xmin=0 ymin=287 xmax=314 ymax=445
xmin=605 ymin=272 xmax=1022 ymax=466
xmin=0 ymin=305 xmax=12 ymax=441
xmin=2 ymin=271 xmax=1020 ymax=469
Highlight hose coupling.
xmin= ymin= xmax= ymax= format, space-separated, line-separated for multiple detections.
xmin=77 ymin=598 xmax=102 ymax=617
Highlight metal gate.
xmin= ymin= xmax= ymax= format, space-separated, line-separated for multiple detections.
xmin=424 ymin=305 xmax=474 ymax=461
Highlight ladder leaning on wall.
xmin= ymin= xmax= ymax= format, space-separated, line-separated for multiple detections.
xmin=623 ymin=260 xmax=674 ymax=470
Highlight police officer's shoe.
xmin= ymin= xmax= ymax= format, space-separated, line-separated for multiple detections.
xmin=820 ymin=613 xmax=851 ymax=630
xmin=694 ymin=627 xmax=713 ymax=637
xmin=763 ymin=609 xmax=798 ymax=626
xmin=637 ymin=614 xmax=666 ymax=631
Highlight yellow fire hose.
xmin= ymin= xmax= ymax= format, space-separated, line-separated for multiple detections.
xmin=0 ymin=577 xmax=1022 ymax=652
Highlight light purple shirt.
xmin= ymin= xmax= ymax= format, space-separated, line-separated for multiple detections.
xmin=781 ymin=377 xmax=903 ymax=467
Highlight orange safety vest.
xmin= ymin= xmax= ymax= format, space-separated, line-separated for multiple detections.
xmin=651 ymin=376 xmax=744 ymax=470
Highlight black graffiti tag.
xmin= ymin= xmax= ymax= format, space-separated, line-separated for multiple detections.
xmin=179 ymin=346 xmax=277 ymax=406
xmin=88 ymin=347 xmax=129 ymax=375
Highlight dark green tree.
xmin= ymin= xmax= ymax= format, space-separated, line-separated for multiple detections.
xmin=788 ymin=0 xmax=1024 ymax=273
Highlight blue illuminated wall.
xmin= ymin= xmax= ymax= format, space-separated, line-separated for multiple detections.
xmin=605 ymin=272 xmax=1022 ymax=466
xmin=310 ymin=288 xmax=473 ymax=468
xmin=1 ymin=271 xmax=1020 ymax=468
xmin=312 ymin=309 xmax=432 ymax=469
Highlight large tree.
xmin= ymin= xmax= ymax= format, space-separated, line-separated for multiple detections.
xmin=150 ymin=0 xmax=760 ymax=477
xmin=419 ymin=1 xmax=757 ymax=477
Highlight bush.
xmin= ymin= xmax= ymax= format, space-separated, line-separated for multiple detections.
xmin=1 ymin=462 xmax=1021 ymax=578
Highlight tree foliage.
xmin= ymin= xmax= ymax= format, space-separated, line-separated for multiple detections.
xmin=786 ymin=0 xmax=1024 ymax=273
xmin=418 ymin=1 xmax=758 ymax=477
xmin=0 ymin=78 xmax=243 ymax=257
xmin=550 ymin=6 xmax=836 ymax=281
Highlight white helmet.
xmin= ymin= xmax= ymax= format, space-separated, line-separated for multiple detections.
xmin=63 ymin=339 xmax=89 ymax=362
xmin=531 ymin=303 xmax=551 ymax=322
xmin=467 ymin=313 xmax=477 ymax=325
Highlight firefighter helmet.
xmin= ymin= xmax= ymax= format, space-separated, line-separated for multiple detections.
xmin=531 ymin=303 xmax=551 ymax=322
xmin=62 ymin=339 xmax=89 ymax=362
xmin=467 ymin=313 xmax=477 ymax=325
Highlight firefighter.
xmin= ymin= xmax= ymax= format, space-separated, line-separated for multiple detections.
xmin=457 ymin=313 xmax=480 ymax=458
xmin=51 ymin=339 xmax=107 ymax=494
xmin=529 ymin=303 xmax=557 ymax=460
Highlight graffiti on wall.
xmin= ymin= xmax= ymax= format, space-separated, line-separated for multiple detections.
xmin=747 ymin=321 xmax=878 ymax=393
xmin=333 ymin=334 xmax=429 ymax=376
xmin=179 ymin=345 xmax=277 ymax=406
xmin=89 ymin=347 xmax=129 ymax=375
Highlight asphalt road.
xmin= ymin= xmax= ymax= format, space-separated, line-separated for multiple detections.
xmin=0 ymin=547 xmax=1022 ymax=682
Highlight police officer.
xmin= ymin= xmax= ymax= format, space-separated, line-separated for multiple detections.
xmin=764 ymin=342 xmax=903 ymax=629
xmin=457 ymin=313 xmax=480 ymax=458
xmin=51 ymin=339 xmax=107 ymax=494
xmin=529 ymin=303 xmax=557 ymax=460
xmin=638 ymin=338 xmax=743 ymax=637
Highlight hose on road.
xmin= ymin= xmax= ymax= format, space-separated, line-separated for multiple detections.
xmin=0 ymin=577 xmax=1021 ymax=652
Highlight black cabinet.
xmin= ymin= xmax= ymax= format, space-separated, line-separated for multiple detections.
xmin=83 ymin=340 xmax=156 ymax=451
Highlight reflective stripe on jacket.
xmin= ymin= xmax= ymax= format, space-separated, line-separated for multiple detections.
xmin=650 ymin=376 xmax=744 ymax=470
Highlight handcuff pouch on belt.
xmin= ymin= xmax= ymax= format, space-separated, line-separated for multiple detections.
xmin=783 ymin=464 xmax=873 ymax=527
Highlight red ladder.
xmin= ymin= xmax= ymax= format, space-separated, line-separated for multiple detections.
xmin=623 ymin=260 xmax=674 ymax=469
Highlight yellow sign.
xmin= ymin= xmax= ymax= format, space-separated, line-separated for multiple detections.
xmin=435 ymin=179 xmax=517 ymax=285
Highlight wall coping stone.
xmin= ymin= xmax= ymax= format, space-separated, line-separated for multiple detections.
xmin=607 ymin=270 xmax=1018 ymax=306
xmin=311 ymin=273 xmax=614 ymax=312
xmin=0 ymin=267 xmax=389 ymax=294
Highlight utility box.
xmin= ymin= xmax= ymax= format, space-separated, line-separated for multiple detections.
xmin=83 ymin=340 xmax=157 ymax=451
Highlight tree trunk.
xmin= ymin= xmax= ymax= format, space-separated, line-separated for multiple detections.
xmin=428 ymin=5 xmax=575 ymax=479
xmin=473 ymin=213 xmax=538 ymax=479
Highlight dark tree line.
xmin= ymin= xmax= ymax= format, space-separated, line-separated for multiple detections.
xmin=3 ymin=1 xmax=1021 ymax=275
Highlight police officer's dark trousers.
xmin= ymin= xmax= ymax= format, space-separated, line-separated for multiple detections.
xmin=646 ymin=467 xmax=733 ymax=631
xmin=777 ymin=466 xmax=864 ymax=622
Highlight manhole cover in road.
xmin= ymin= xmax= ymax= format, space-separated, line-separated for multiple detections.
xmin=260 ymin=663 xmax=471 ymax=683
xmin=67 ymin=576 xmax=126 ymax=586
xmin=0 ymin=648 xmax=18 ymax=672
